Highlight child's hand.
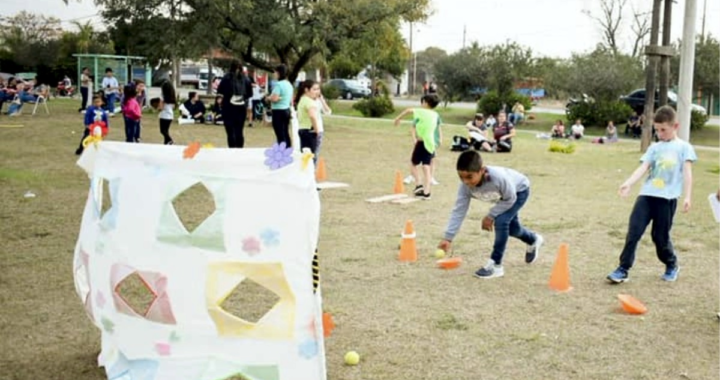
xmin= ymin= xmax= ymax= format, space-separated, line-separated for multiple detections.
xmin=438 ymin=240 xmax=451 ymax=253
xmin=481 ymin=216 xmax=494 ymax=231
xmin=683 ymin=197 xmax=691 ymax=212
xmin=618 ymin=183 xmax=631 ymax=197
xmin=394 ymin=118 xmax=400 ymax=127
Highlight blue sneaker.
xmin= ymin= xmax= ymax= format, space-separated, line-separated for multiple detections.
xmin=662 ymin=265 xmax=680 ymax=282
xmin=607 ymin=267 xmax=629 ymax=283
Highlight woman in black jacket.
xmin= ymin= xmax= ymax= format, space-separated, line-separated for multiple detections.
xmin=217 ymin=61 xmax=252 ymax=148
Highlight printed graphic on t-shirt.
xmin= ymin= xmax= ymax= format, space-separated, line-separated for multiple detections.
xmin=648 ymin=150 xmax=679 ymax=189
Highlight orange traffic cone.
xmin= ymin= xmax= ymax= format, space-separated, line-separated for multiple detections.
xmin=548 ymin=243 xmax=572 ymax=292
xmin=398 ymin=220 xmax=418 ymax=262
xmin=316 ymin=157 xmax=327 ymax=182
xmin=393 ymin=170 xmax=404 ymax=194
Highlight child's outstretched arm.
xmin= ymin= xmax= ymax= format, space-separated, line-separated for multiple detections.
xmin=393 ymin=108 xmax=413 ymax=126
xmin=439 ymin=184 xmax=472 ymax=252
xmin=619 ymin=162 xmax=650 ymax=197
xmin=682 ymin=161 xmax=693 ymax=212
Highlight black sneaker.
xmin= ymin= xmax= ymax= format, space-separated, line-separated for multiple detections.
xmin=413 ymin=185 xmax=424 ymax=196
xmin=419 ymin=192 xmax=431 ymax=200
xmin=75 ymin=147 xmax=83 ymax=155
xmin=525 ymin=234 xmax=544 ymax=263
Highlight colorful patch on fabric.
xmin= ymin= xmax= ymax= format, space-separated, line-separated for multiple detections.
xmin=264 ymin=142 xmax=293 ymax=170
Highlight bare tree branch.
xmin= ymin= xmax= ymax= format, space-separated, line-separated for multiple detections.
xmin=584 ymin=0 xmax=627 ymax=56
xmin=630 ymin=3 xmax=651 ymax=58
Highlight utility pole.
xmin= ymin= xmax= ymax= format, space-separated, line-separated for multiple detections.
xmin=463 ymin=25 xmax=466 ymax=49
xmin=677 ymin=0 xmax=698 ymax=142
xmin=658 ymin=0 xmax=672 ymax=107
xmin=641 ymin=0 xmax=663 ymax=152
xmin=409 ymin=22 xmax=414 ymax=95
xmin=701 ymin=0 xmax=707 ymax=43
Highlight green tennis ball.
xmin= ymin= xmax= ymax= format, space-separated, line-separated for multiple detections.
xmin=344 ymin=351 xmax=360 ymax=365
xmin=434 ymin=249 xmax=446 ymax=258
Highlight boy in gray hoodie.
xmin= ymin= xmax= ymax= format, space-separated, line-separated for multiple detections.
xmin=438 ymin=150 xmax=544 ymax=278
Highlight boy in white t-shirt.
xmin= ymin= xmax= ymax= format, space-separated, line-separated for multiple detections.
xmin=101 ymin=68 xmax=120 ymax=115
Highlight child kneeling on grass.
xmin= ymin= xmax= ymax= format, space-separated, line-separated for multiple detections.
xmin=437 ymin=150 xmax=544 ymax=279
xmin=394 ymin=94 xmax=440 ymax=199
xmin=606 ymin=105 xmax=696 ymax=284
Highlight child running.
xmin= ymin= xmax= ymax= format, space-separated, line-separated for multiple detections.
xmin=75 ymin=95 xmax=109 ymax=155
xmin=393 ymin=94 xmax=440 ymax=199
xmin=437 ymin=150 xmax=544 ymax=278
xmin=606 ymin=106 xmax=696 ymax=283
xmin=149 ymin=81 xmax=177 ymax=145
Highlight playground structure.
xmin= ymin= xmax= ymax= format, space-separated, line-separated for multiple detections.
xmin=73 ymin=54 xmax=151 ymax=90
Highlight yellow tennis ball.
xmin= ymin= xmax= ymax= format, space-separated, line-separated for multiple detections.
xmin=344 ymin=351 xmax=360 ymax=365
xmin=434 ymin=249 xmax=446 ymax=258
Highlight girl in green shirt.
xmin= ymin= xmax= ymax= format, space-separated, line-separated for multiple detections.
xmin=294 ymin=80 xmax=322 ymax=163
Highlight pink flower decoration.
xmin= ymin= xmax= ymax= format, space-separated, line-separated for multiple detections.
xmin=242 ymin=236 xmax=261 ymax=255
xmin=155 ymin=342 xmax=171 ymax=356
xmin=96 ymin=291 xmax=106 ymax=309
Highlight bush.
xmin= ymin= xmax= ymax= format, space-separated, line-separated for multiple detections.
xmin=321 ymin=83 xmax=339 ymax=101
xmin=565 ymin=100 xmax=632 ymax=127
xmin=353 ymin=95 xmax=394 ymax=117
xmin=477 ymin=90 xmax=532 ymax=116
xmin=690 ymin=109 xmax=709 ymax=130
xmin=548 ymin=140 xmax=576 ymax=154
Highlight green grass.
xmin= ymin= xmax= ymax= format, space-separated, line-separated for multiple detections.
xmin=0 ymin=98 xmax=718 ymax=380
xmin=330 ymin=100 xmax=720 ymax=147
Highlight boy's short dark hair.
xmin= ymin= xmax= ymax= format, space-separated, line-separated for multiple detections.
xmin=92 ymin=95 xmax=102 ymax=103
xmin=474 ymin=113 xmax=484 ymax=121
xmin=105 ymin=67 xmax=113 ymax=73
xmin=150 ymin=97 xmax=161 ymax=109
xmin=188 ymin=91 xmax=197 ymax=99
xmin=456 ymin=150 xmax=483 ymax=172
xmin=421 ymin=94 xmax=440 ymax=109
xmin=654 ymin=105 xmax=676 ymax=124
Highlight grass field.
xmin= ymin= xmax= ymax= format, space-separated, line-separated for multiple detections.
xmin=329 ymin=100 xmax=720 ymax=148
xmin=1 ymin=99 xmax=719 ymax=380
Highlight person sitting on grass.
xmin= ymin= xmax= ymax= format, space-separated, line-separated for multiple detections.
xmin=465 ymin=113 xmax=494 ymax=152
xmin=180 ymin=91 xmax=206 ymax=124
xmin=571 ymin=119 xmax=585 ymax=140
xmin=551 ymin=120 xmax=567 ymax=138
xmin=492 ymin=111 xmax=515 ymax=153
xmin=210 ymin=95 xmax=223 ymax=125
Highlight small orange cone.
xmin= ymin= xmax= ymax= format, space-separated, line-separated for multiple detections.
xmin=549 ymin=243 xmax=572 ymax=292
xmin=316 ymin=157 xmax=327 ymax=182
xmin=398 ymin=220 xmax=417 ymax=262
xmin=617 ymin=294 xmax=647 ymax=315
xmin=394 ymin=171 xmax=405 ymax=194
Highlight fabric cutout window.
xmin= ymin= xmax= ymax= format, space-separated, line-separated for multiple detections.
xmin=206 ymin=262 xmax=296 ymax=339
xmin=221 ymin=278 xmax=280 ymax=323
xmin=91 ymin=177 xmax=120 ymax=231
xmin=204 ymin=362 xmax=279 ymax=380
xmin=157 ymin=180 xmax=226 ymax=252
xmin=111 ymin=264 xmax=177 ymax=325
xmin=73 ymin=249 xmax=94 ymax=322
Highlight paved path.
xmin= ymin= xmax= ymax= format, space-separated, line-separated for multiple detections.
xmin=387 ymin=98 xmax=720 ymax=127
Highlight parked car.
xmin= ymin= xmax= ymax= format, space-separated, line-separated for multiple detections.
xmin=620 ymin=89 xmax=707 ymax=115
xmin=327 ymin=79 xmax=371 ymax=100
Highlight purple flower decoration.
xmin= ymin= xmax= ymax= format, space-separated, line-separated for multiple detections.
xmin=264 ymin=142 xmax=294 ymax=170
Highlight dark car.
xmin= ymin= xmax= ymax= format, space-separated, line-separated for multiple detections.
xmin=620 ymin=89 xmax=706 ymax=115
xmin=327 ymin=79 xmax=371 ymax=100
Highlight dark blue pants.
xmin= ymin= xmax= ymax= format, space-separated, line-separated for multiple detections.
xmin=124 ymin=117 xmax=140 ymax=143
xmin=272 ymin=109 xmax=292 ymax=148
xmin=491 ymin=189 xmax=537 ymax=264
xmin=619 ymin=195 xmax=677 ymax=270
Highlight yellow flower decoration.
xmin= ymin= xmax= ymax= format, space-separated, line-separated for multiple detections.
xmin=82 ymin=134 xmax=103 ymax=149
xmin=301 ymin=151 xmax=315 ymax=171
xmin=652 ymin=178 xmax=666 ymax=189
xmin=202 ymin=143 xmax=215 ymax=149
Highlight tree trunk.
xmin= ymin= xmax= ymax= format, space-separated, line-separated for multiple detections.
xmin=641 ymin=0 xmax=663 ymax=153
xmin=658 ymin=0 xmax=672 ymax=107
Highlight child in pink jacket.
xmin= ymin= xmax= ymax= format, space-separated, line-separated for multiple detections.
xmin=121 ymin=84 xmax=142 ymax=143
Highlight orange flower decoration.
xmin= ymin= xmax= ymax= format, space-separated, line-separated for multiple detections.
xmin=322 ymin=312 xmax=335 ymax=338
xmin=183 ymin=141 xmax=201 ymax=159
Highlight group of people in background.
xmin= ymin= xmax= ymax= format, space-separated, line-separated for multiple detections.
xmin=73 ymin=60 xmax=332 ymax=166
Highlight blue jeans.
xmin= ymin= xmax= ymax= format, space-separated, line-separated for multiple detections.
xmin=490 ymin=189 xmax=537 ymax=264
xmin=124 ymin=117 xmax=141 ymax=143
xmin=106 ymin=93 xmax=117 ymax=113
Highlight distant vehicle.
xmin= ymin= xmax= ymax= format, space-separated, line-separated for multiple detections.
xmin=327 ymin=79 xmax=371 ymax=100
xmin=566 ymin=93 xmax=595 ymax=110
xmin=180 ymin=66 xmax=201 ymax=89
xmin=15 ymin=72 xmax=36 ymax=82
xmin=198 ymin=67 xmax=224 ymax=91
xmin=620 ymin=89 xmax=707 ymax=115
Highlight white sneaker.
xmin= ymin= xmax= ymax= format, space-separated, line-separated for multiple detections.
xmin=403 ymin=175 xmax=414 ymax=184
xmin=525 ymin=234 xmax=543 ymax=264
xmin=474 ymin=259 xmax=504 ymax=279
xmin=431 ymin=178 xmax=440 ymax=185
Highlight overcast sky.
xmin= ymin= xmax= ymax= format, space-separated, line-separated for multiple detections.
xmin=7 ymin=0 xmax=720 ymax=59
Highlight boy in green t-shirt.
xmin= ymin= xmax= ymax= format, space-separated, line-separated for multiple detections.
xmin=394 ymin=94 xmax=440 ymax=199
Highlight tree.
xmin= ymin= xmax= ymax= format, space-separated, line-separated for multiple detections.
xmin=584 ymin=0 xmax=627 ymax=55
xmin=433 ymin=43 xmax=487 ymax=105
xmin=180 ymin=0 xmax=430 ymax=82
xmin=566 ymin=48 xmax=643 ymax=102
xmin=629 ymin=3 xmax=651 ymax=58
xmin=413 ymin=46 xmax=447 ymax=84
xmin=0 ymin=11 xmax=63 ymax=69
xmin=484 ymin=41 xmax=534 ymax=98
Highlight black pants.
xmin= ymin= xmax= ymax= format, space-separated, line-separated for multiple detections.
xmin=79 ymin=86 xmax=88 ymax=111
xmin=76 ymin=127 xmax=90 ymax=153
xmin=223 ymin=104 xmax=247 ymax=148
xmin=619 ymin=195 xmax=678 ymax=270
xmin=272 ymin=109 xmax=292 ymax=147
xmin=159 ymin=119 xmax=173 ymax=145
